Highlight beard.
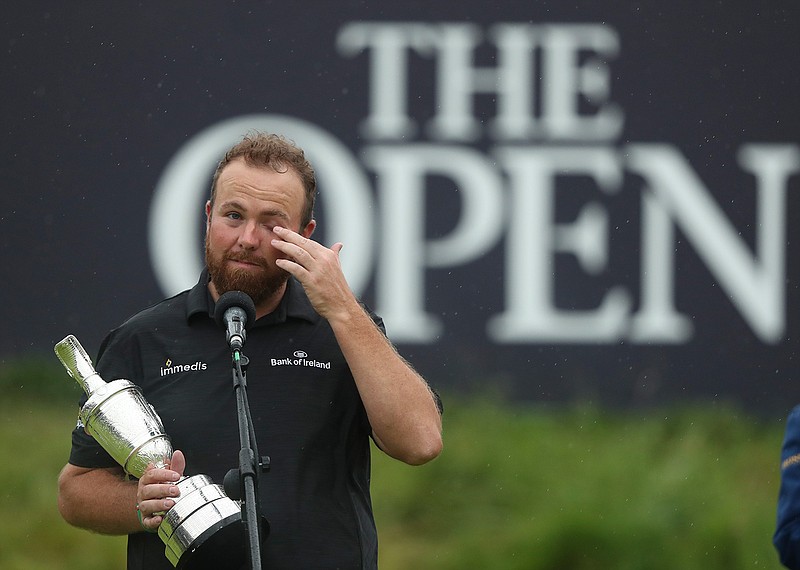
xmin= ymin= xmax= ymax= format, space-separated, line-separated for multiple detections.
xmin=205 ymin=235 xmax=289 ymax=306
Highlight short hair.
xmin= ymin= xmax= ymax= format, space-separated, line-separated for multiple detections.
xmin=210 ymin=132 xmax=316 ymax=228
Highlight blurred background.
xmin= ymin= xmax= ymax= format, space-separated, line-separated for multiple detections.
xmin=1 ymin=1 xmax=798 ymax=568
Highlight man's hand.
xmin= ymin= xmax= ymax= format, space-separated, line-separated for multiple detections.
xmin=272 ymin=225 xmax=356 ymax=321
xmin=135 ymin=450 xmax=186 ymax=532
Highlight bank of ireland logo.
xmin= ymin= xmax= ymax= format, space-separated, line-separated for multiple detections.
xmin=147 ymin=114 xmax=375 ymax=299
xmin=271 ymin=349 xmax=331 ymax=370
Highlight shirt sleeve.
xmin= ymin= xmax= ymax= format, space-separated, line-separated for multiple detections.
xmin=774 ymin=405 xmax=800 ymax=569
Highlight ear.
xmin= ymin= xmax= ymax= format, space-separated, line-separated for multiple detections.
xmin=205 ymin=201 xmax=212 ymax=229
xmin=301 ymin=219 xmax=316 ymax=239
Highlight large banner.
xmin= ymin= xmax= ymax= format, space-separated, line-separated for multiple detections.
xmin=3 ymin=3 xmax=799 ymax=411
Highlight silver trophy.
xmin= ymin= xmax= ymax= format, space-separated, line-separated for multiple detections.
xmin=55 ymin=335 xmax=245 ymax=568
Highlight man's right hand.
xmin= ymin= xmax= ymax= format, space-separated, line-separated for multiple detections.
xmin=135 ymin=449 xmax=186 ymax=532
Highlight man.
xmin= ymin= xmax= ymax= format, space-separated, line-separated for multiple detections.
xmin=57 ymin=132 xmax=444 ymax=569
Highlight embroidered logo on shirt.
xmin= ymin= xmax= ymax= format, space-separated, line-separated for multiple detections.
xmin=160 ymin=358 xmax=209 ymax=377
xmin=270 ymin=350 xmax=331 ymax=369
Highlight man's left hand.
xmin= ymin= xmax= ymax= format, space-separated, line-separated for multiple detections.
xmin=271 ymin=226 xmax=355 ymax=321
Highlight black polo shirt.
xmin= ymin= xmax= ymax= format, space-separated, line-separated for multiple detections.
xmin=69 ymin=271 xmax=379 ymax=569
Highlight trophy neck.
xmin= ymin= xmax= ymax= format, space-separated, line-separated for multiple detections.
xmin=81 ymin=373 xmax=107 ymax=396
xmin=54 ymin=335 xmax=109 ymax=397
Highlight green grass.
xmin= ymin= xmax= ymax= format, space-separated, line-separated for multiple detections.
xmin=370 ymin=397 xmax=785 ymax=570
xmin=0 ymin=400 xmax=127 ymax=569
xmin=0 ymin=358 xmax=788 ymax=569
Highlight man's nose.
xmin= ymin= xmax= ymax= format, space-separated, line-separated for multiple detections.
xmin=237 ymin=221 xmax=261 ymax=249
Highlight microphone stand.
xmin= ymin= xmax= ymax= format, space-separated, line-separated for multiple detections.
xmin=226 ymin=348 xmax=269 ymax=570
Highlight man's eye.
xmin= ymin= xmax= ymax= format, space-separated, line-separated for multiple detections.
xmin=226 ymin=212 xmax=242 ymax=220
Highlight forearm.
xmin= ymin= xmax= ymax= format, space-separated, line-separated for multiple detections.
xmin=328 ymin=301 xmax=443 ymax=465
xmin=57 ymin=464 xmax=141 ymax=535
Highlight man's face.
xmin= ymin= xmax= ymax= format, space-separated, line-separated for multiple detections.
xmin=205 ymin=158 xmax=314 ymax=306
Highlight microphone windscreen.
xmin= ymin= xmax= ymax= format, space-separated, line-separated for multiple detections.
xmin=213 ymin=291 xmax=257 ymax=329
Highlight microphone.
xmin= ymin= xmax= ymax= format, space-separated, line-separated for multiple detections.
xmin=214 ymin=291 xmax=257 ymax=351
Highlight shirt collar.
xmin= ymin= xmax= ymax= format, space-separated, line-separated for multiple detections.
xmin=186 ymin=268 xmax=319 ymax=326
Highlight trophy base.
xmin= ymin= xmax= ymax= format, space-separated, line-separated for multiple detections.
xmin=169 ymin=511 xmax=246 ymax=569
xmin=159 ymin=475 xmax=247 ymax=568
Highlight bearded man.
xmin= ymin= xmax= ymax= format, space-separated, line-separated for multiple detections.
xmin=57 ymin=132 xmax=443 ymax=570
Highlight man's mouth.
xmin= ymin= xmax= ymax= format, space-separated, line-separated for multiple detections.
xmin=228 ymin=257 xmax=265 ymax=269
